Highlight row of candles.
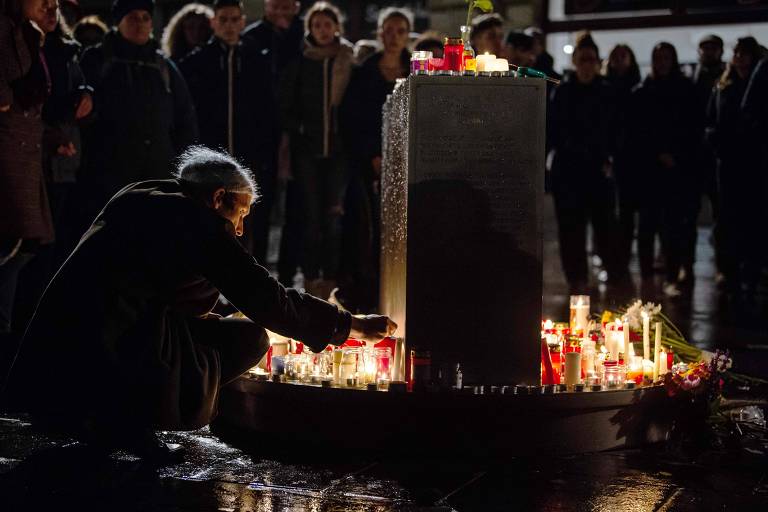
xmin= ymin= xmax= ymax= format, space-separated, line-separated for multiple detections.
xmin=248 ymin=334 xmax=407 ymax=391
xmin=542 ymin=296 xmax=672 ymax=390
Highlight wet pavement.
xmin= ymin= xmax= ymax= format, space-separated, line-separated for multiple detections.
xmin=1 ymin=413 xmax=767 ymax=511
xmin=1 ymin=197 xmax=767 ymax=511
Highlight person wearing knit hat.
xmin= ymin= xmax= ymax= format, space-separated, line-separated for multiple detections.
xmin=112 ymin=0 xmax=154 ymax=25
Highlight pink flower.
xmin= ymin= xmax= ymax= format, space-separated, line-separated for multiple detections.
xmin=681 ymin=375 xmax=701 ymax=390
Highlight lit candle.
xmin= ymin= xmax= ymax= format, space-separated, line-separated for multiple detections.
xmin=614 ymin=319 xmax=624 ymax=359
xmin=659 ymin=349 xmax=668 ymax=375
xmin=642 ymin=359 xmax=654 ymax=383
xmin=653 ymin=322 xmax=662 ymax=381
xmin=641 ymin=311 xmax=650 ymax=361
xmin=475 ymin=52 xmax=495 ymax=72
xmin=570 ymin=295 xmax=590 ymax=335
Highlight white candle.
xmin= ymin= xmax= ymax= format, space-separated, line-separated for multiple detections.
xmin=642 ymin=311 xmax=650 ymax=361
xmin=475 ymin=53 xmax=495 ymax=72
xmin=653 ymin=322 xmax=662 ymax=381
xmin=659 ymin=349 xmax=668 ymax=375
xmin=489 ymin=58 xmax=509 ymax=72
xmin=623 ymin=321 xmax=630 ymax=358
xmin=614 ymin=319 xmax=625 ymax=358
xmin=565 ymin=352 xmax=581 ymax=387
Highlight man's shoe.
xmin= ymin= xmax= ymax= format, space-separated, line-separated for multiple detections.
xmin=129 ymin=430 xmax=186 ymax=466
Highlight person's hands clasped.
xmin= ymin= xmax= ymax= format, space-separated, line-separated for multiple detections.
xmin=349 ymin=314 xmax=397 ymax=344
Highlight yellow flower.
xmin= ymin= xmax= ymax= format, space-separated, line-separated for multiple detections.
xmin=601 ymin=311 xmax=614 ymax=324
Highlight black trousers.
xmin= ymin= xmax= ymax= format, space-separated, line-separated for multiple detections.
xmin=552 ymin=171 xmax=626 ymax=290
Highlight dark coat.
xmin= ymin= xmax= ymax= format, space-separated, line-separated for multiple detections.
xmin=279 ymin=38 xmax=354 ymax=157
xmin=625 ymin=74 xmax=701 ymax=185
xmin=179 ymin=36 xmax=278 ymax=167
xmin=79 ymin=31 xmax=198 ymax=207
xmin=0 ymin=16 xmax=53 ymax=243
xmin=341 ymin=50 xmax=410 ymax=165
xmin=547 ymin=72 xmax=617 ymax=190
xmin=7 ymin=180 xmax=352 ymax=430
xmin=41 ymin=31 xmax=89 ymax=183
xmin=241 ymin=16 xmax=303 ymax=92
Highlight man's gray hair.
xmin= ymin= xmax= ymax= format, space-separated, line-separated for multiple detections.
xmin=174 ymin=146 xmax=258 ymax=201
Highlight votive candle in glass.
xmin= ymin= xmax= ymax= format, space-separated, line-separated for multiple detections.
xmin=569 ymin=295 xmax=590 ymax=334
xmin=442 ymin=37 xmax=464 ymax=73
xmin=410 ymin=50 xmax=432 ymax=75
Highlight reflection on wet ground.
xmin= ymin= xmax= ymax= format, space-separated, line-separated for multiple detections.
xmin=1 ymin=413 xmax=767 ymax=511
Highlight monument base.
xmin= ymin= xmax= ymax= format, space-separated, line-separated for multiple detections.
xmin=212 ymin=377 xmax=675 ymax=459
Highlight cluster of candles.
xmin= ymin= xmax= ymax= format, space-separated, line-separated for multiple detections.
xmin=249 ymin=334 xmax=406 ymax=391
xmin=411 ymin=49 xmax=510 ymax=75
xmin=541 ymin=296 xmax=672 ymax=391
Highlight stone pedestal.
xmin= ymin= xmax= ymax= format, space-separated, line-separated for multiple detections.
xmin=381 ymin=76 xmax=545 ymax=385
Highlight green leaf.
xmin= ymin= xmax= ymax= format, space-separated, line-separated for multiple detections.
xmin=473 ymin=0 xmax=494 ymax=12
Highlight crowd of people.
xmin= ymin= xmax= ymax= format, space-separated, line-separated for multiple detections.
xmin=1 ymin=0 xmax=767 ymax=354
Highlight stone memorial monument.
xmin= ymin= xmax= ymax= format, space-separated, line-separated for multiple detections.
xmin=380 ymin=76 xmax=545 ymax=385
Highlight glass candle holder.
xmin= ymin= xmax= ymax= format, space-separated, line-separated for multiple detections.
xmin=442 ymin=37 xmax=464 ymax=73
xmin=410 ymin=50 xmax=432 ymax=75
xmin=375 ymin=347 xmax=392 ymax=387
xmin=341 ymin=347 xmax=361 ymax=387
xmin=602 ymin=361 xmax=626 ymax=389
xmin=569 ymin=295 xmax=590 ymax=334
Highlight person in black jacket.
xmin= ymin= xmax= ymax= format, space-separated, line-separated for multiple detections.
xmin=78 ymin=0 xmax=197 ymax=226
xmin=242 ymin=0 xmax=303 ymax=286
xmin=707 ymin=37 xmax=765 ymax=297
xmin=548 ymin=33 xmax=628 ymax=295
xmin=339 ymin=7 xmax=411 ymax=311
xmin=602 ymin=44 xmax=641 ymax=275
xmin=626 ymin=42 xmax=701 ymax=297
xmin=279 ymin=1 xmax=354 ymax=300
xmin=4 ymin=146 xmax=395 ymax=464
xmin=179 ymin=0 xmax=278 ymax=261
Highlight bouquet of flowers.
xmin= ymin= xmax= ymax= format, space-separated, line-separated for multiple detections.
xmin=664 ymin=351 xmax=732 ymax=401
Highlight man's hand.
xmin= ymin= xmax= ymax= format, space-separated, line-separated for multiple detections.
xmin=349 ymin=314 xmax=397 ymax=344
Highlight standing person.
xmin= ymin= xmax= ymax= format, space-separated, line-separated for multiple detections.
xmin=179 ymin=0 xmax=277 ymax=260
xmin=71 ymin=14 xmax=107 ymax=49
xmin=525 ymin=26 xmax=561 ymax=79
xmin=602 ymin=44 xmax=641 ymax=275
xmin=160 ymin=2 xmax=213 ymax=63
xmin=502 ymin=31 xmax=535 ymax=68
xmin=469 ymin=12 xmax=503 ymax=56
xmin=707 ymin=37 xmax=764 ymax=297
xmin=279 ymin=1 xmax=353 ymax=299
xmin=548 ymin=32 xmax=628 ymax=295
xmin=4 ymin=146 xmax=396 ymax=464
xmin=242 ymin=0 xmax=303 ymax=284
xmin=692 ymin=34 xmax=727 ymax=285
xmin=78 ymin=0 xmax=198 ymax=227
xmin=340 ymin=7 xmax=411 ymax=311
xmin=626 ymin=42 xmax=700 ymax=297
xmin=0 ymin=0 xmax=54 ymax=360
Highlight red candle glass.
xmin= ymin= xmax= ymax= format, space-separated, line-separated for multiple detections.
xmin=442 ymin=37 xmax=464 ymax=73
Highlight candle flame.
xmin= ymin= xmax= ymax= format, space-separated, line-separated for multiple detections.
xmin=614 ymin=318 xmax=622 ymax=328
xmin=544 ymin=319 xmax=554 ymax=329
xmin=600 ymin=345 xmax=608 ymax=354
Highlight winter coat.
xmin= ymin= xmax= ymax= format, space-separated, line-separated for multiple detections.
xmin=707 ymin=70 xmax=758 ymax=170
xmin=692 ymin=62 xmax=726 ymax=113
xmin=241 ymin=16 xmax=303 ymax=92
xmin=7 ymin=179 xmax=352 ymax=430
xmin=547 ymin=72 xmax=617 ymax=189
xmin=625 ymin=74 xmax=701 ymax=184
xmin=0 ymin=16 xmax=54 ymax=243
xmin=341 ymin=50 xmax=410 ymax=165
xmin=279 ymin=37 xmax=354 ymax=157
xmin=179 ymin=36 xmax=278 ymax=167
xmin=79 ymin=30 xmax=198 ymax=207
xmin=41 ymin=31 xmax=89 ymax=183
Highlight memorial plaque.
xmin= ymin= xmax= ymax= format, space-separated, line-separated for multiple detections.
xmin=381 ymin=76 xmax=545 ymax=385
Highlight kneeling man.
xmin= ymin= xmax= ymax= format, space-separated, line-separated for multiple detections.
xmin=4 ymin=146 xmax=394 ymax=460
